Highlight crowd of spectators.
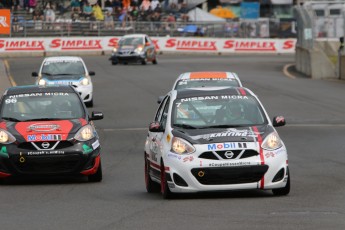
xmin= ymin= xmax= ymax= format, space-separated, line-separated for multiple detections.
xmin=4 ymin=0 xmax=193 ymax=32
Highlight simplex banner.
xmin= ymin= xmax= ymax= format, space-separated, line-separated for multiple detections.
xmin=0 ymin=37 xmax=297 ymax=54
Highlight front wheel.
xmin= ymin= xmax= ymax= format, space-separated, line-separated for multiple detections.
xmin=272 ymin=170 xmax=290 ymax=196
xmin=161 ymin=161 xmax=174 ymax=199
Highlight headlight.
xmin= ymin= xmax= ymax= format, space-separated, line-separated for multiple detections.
xmin=112 ymin=47 xmax=117 ymax=52
xmin=134 ymin=46 xmax=144 ymax=54
xmin=38 ymin=79 xmax=46 ymax=86
xmin=261 ymin=132 xmax=283 ymax=150
xmin=74 ymin=125 xmax=95 ymax=141
xmin=0 ymin=129 xmax=16 ymax=144
xmin=171 ymin=137 xmax=195 ymax=155
xmin=81 ymin=78 xmax=89 ymax=86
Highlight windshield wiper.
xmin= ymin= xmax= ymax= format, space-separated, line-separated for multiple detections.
xmin=1 ymin=117 xmax=21 ymax=122
xmin=173 ymin=124 xmax=198 ymax=129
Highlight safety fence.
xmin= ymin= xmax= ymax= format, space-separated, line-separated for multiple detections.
xmin=0 ymin=37 xmax=296 ymax=56
xmin=6 ymin=19 xmax=296 ymax=39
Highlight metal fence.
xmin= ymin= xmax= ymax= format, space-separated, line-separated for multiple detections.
xmin=5 ymin=18 xmax=297 ymax=38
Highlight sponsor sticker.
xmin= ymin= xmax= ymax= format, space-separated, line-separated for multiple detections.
xmin=27 ymin=134 xmax=62 ymax=142
xmin=92 ymin=140 xmax=100 ymax=150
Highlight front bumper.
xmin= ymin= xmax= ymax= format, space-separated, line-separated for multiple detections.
xmin=0 ymin=138 xmax=101 ymax=177
xmin=110 ymin=52 xmax=146 ymax=63
xmin=155 ymin=146 xmax=288 ymax=193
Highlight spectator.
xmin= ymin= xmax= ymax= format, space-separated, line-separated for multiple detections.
xmin=119 ymin=7 xmax=132 ymax=29
xmin=150 ymin=0 xmax=160 ymax=11
xmin=164 ymin=13 xmax=176 ymax=31
xmin=104 ymin=10 xmax=114 ymax=29
xmin=129 ymin=6 xmax=139 ymax=21
xmin=140 ymin=0 xmax=150 ymax=12
xmin=92 ymin=3 xmax=104 ymax=21
xmin=12 ymin=16 xmax=19 ymax=32
xmin=32 ymin=6 xmax=44 ymax=21
xmin=71 ymin=0 xmax=81 ymax=14
xmin=167 ymin=2 xmax=178 ymax=16
xmin=104 ymin=0 xmax=113 ymax=13
xmin=82 ymin=2 xmax=93 ymax=19
xmin=179 ymin=2 xmax=189 ymax=22
xmin=150 ymin=11 xmax=161 ymax=31
xmin=44 ymin=4 xmax=55 ymax=29
xmin=29 ymin=0 xmax=36 ymax=12
xmin=112 ymin=0 xmax=122 ymax=8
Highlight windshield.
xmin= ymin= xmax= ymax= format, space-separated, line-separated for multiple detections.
xmin=172 ymin=95 xmax=267 ymax=128
xmin=175 ymin=79 xmax=240 ymax=90
xmin=41 ymin=60 xmax=85 ymax=76
xmin=1 ymin=92 xmax=85 ymax=122
xmin=119 ymin=37 xmax=144 ymax=46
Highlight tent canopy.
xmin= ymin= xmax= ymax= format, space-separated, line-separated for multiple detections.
xmin=210 ymin=6 xmax=237 ymax=19
xmin=188 ymin=7 xmax=226 ymax=22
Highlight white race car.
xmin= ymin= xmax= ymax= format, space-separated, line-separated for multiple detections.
xmin=145 ymin=87 xmax=290 ymax=199
xmin=172 ymin=71 xmax=243 ymax=90
xmin=32 ymin=56 xmax=95 ymax=107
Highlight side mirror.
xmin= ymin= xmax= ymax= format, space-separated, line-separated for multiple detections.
xmin=32 ymin=72 xmax=38 ymax=77
xmin=157 ymin=96 xmax=164 ymax=104
xmin=273 ymin=116 xmax=285 ymax=127
xmin=89 ymin=71 xmax=95 ymax=76
xmin=91 ymin=111 xmax=104 ymax=120
xmin=149 ymin=121 xmax=164 ymax=132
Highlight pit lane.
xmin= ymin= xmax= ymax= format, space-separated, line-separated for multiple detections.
xmin=1 ymin=54 xmax=345 ymax=230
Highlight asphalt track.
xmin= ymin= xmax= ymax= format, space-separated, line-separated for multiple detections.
xmin=1 ymin=54 xmax=345 ymax=230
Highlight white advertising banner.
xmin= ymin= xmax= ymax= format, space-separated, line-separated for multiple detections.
xmin=0 ymin=37 xmax=297 ymax=54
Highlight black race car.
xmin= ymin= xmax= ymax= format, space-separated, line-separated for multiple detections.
xmin=109 ymin=34 xmax=158 ymax=65
xmin=0 ymin=85 xmax=104 ymax=182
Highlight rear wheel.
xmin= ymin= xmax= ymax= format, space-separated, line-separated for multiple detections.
xmin=152 ymin=59 xmax=157 ymax=65
xmin=145 ymin=154 xmax=160 ymax=193
xmin=111 ymin=61 xmax=118 ymax=65
xmin=141 ymin=59 xmax=147 ymax=65
xmin=88 ymin=161 xmax=102 ymax=182
xmin=272 ymin=170 xmax=290 ymax=196
xmin=161 ymin=161 xmax=174 ymax=199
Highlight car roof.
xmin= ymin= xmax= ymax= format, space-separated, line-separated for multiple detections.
xmin=43 ymin=56 xmax=83 ymax=62
xmin=177 ymin=72 xmax=240 ymax=81
xmin=122 ymin=34 xmax=147 ymax=38
xmin=4 ymin=85 xmax=77 ymax=96
xmin=174 ymin=86 xmax=254 ymax=99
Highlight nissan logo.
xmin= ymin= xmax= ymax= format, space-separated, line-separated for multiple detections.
xmin=41 ymin=142 xmax=50 ymax=149
xmin=224 ymin=151 xmax=234 ymax=159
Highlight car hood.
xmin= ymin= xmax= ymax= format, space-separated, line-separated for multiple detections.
xmin=118 ymin=45 xmax=139 ymax=52
xmin=0 ymin=119 xmax=87 ymax=143
xmin=171 ymin=125 xmax=274 ymax=145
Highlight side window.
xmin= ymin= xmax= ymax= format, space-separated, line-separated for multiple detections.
xmin=154 ymin=96 xmax=168 ymax=122
xmin=160 ymin=97 xmax=170 ymax=128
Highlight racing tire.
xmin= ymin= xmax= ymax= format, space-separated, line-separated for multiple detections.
xmin=111 ymin=61 xmax=118 ymax=65
xmin=160 ymin=161 xmax=174 ymax=199
xmin=88 ymin=161 xmax=103 ymax=182
xmin=145 ymin=154 xmax=160 ymax=193
xmin=152 ymin=59 xmax=157 ymax=65
xmin=141 ymin=60 xmax=147 ymax=65
xmin=272 ymin=170 xmax=290 ymax=196
xmin=85 ymin=99 xmax=93 ymax=108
